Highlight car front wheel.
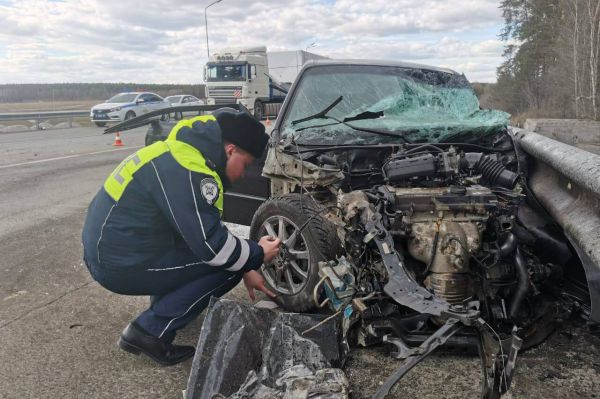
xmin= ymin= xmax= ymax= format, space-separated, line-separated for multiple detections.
xmin=249 ymin=194 xmax=341 ymax=312
xmin=94 ymin=122 xmax=106 ymax=127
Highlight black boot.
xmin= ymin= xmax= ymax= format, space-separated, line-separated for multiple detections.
xmin=118 ymin=323 xmax=195 ymax=366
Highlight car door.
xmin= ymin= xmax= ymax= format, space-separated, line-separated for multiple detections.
xmin=222 ymin=150 xmax=270 ymax=226
xmin=188 ymin=96 xmax=202 ymax=105
xmin=148 ymin=94 xmax=166 ymax=111
xmin=181 ymin=96 xmax=192 ymax=107
xmin=137 ymin=94 xmax=153 ymax=115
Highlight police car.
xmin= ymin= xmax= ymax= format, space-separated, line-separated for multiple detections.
xmin=90 ymin=92 xmax=171 ymax=127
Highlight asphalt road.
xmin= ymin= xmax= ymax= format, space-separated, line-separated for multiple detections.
xmin=0 ymin=126 xmax=598 ymax=399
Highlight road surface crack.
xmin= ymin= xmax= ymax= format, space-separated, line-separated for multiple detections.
xmin=0 ymin=280 xmax=94 ymax=330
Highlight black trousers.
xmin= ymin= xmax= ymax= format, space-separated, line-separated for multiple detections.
xmin=85 ymin=245 xmax=243 ymax=341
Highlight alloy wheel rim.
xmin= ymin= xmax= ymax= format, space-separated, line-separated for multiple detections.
xmin=260 ymin=215 xmax=311 ymax=295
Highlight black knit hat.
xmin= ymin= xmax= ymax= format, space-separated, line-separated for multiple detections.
xmin=213 ymin=109 xmax=268 ymax=158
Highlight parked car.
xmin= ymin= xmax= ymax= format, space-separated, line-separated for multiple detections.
xmin=110 ymin=60 xmax=599 ymax=399
xmin=90 ymin=92 xmax=170 ymax=127
xmin=164 ymin=95 xmax=205 ymax=120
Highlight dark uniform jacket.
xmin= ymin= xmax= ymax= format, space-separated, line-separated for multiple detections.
xmin=82 ymin=115 xmax=264 ymax=274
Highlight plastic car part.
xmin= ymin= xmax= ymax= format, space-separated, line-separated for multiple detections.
xmin=185 ymin=298 xmax=343 ymax=399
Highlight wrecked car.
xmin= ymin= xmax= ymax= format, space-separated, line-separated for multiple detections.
xmin=106 ymin=60 xmax=598 ymax=398
xmin=230 ymin=60 xmax=598 ymax=398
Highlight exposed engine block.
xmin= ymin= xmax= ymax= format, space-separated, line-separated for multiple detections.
xmin=390 ymin=185 xmax=497 ymax=304
xmin=339 ymin=184 xmax=500 ymax=304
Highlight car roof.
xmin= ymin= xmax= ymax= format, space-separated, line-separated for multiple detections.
xmin=116 ymin=92 xmax=159 ymax=96
xmin=302 ymin=59 xmax=459 ymax=75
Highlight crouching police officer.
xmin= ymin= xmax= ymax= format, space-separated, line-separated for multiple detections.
xmin=82 ymin=109 xmax=280 ymax=365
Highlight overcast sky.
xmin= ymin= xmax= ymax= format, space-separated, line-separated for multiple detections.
xmin=0 ymin=0 xmax=505 ymax=84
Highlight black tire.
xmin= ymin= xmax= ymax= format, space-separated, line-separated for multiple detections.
xmin=249 ymin=194 xmax=341 ymax=312
xmin=144 ymin=132 xmax=155 ymax=146
xmin=94 ymin=122 xmax=106 ymax=127
xmin=160 ymin=113 xmax=170 ymax=122
xmin=174 ymin=111 xmax=183 ymax=120
xmin=144 ymin=121 xmax=175 ymax=146
xmin=253 ymin=100 xmax=263 ymax=120
xmin=124 ymin=111 xmax=136 ymax=120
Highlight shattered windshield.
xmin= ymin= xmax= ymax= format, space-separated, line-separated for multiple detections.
xmin=280 ymin=65 xmax=510 ymax=145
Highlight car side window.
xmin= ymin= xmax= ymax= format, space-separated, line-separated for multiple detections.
xmin=182 ymin=96 xmax=191 ymax=103
xmin=138 ymin=94 xmax=151 ymax=103
xmin=147 ymin=95 xmax=161 ymax=102
xmin=190 ymin=96 xmax=199 ymax=102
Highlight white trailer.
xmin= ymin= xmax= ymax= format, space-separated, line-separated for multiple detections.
xmin=204 ymin=46 xmax=327 ymax=119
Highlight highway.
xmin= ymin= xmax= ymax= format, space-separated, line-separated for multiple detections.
xmin=0 ymin=127 xmax=203 ymax=397
xmin=0 ymin=127 xmax=598 ymax=398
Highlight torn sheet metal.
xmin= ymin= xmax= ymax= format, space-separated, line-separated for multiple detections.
xmin=262 ymin=148 xmax=344 ymax=187
xmin=185 ymin=298 xmax=344 ymax=399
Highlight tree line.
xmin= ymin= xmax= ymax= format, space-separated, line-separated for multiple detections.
xmin=492 ymin=0 xmax=600 ymax=122
xmin=0 ymin=83 xmax=206 ymax=103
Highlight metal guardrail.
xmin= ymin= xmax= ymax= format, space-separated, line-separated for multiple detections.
xmin=512 ymin=127 xmax=600 ymax=322
xmin=103 ymin=104 xmax=241 ymax=134
xmin=0 ymin=110 xmax=89 ymax=129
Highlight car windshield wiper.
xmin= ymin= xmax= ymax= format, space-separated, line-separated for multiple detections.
xmin=291 ymin=95 xmax=344 ymax=125
xmin=342 ymin=110 xmax=383 ymax=123
xmin=289 ymin=95 xmax=411 ymax=143
xmin=294 ymin=116 xmax=412 ymax=143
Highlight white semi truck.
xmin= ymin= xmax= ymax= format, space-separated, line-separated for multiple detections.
xmin=204 ymin=46 xmax=326 ymax=120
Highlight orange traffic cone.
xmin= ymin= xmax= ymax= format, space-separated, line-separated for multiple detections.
xmin=266 ymin=116 xmax=270 ymax=126
xmin=113 ymin=132 xmax=124 ymax=147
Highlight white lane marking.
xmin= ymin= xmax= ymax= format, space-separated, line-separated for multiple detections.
xmin=0 ymin=146 xmax=143 ymax=170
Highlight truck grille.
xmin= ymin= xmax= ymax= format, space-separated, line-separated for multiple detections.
xmin=208 ymin=86 xmax=242 ymax=103
xmin=214 ymin=98 xmax=237 ymax=105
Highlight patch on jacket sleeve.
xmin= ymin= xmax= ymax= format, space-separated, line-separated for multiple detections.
xmin=200 ymin=178 xmax=219 ymax=205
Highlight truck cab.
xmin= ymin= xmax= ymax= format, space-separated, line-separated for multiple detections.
xmin=204 ymin=46 xmax=287 ymax=120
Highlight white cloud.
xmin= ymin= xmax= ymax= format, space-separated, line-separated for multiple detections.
xmin=0 ymin=0 xmax=505 ymax=84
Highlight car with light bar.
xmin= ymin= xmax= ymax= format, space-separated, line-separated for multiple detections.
xmin=90 ymin=92 xmax=170 ymax=127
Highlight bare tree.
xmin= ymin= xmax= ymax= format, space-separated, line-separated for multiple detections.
xmin=588 ymin=0 xmax=600 ymax=119
xmin=563 ymin=0 xmax=600 ymax=119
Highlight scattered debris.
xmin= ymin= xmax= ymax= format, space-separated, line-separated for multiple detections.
xmin=185 ymin=298 xmax=345 ymax=399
